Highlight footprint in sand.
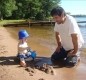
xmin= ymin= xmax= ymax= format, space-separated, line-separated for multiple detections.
xmin=0 ymin=35 xmax=4 ymax=40
xmin=38 ymin=78 xmax=45 ymax=80
xmin=0 ymin=45 xmax=8 ymax=54
xmin=25 ymin=67 xmax=36 ymax=76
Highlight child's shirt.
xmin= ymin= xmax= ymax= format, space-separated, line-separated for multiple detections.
xmin=18 ymin=42 xmax=28 ymax=54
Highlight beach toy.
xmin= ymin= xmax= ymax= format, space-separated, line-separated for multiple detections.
xmin=18 ymin=30 xmax=29 ymax=39
xmin=26 ymin=51 xmax=36 ymax=61
xmin=29 ymin=51 xmax=36 ymax=60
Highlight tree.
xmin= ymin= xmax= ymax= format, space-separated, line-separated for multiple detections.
xmin=0 ymin=0 xmax=61 ymax=20
xmin=12 ymin=0 xmax=61 ymax=20
xmin=0 ymin=0 xmax=17 ymax=20
xmin=12 ymin=0 xmax=41 ymax=19
xmin=40 ymin=0 xmax=60 ymax=18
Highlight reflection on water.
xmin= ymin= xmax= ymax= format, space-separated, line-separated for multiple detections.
xmin=6 ymin=26 xmax=86 ymax=44
xmin=6 ymin=26 xmax=86 ymax=54
xmin=5 ymin=25 xmax=86 ymax=52
xmin=5 ymin=25 xmax=56 ymax=56
xmin=5 ymin=25 xmax=55 ymax=45
xmin=80 ymin=26 xmax=86 ymax=48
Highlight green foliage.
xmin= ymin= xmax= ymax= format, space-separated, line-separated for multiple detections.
xmin=0 ymin=0 xmax=17 ymax=19
xmin=35 ymin=12 xmax=45 ymax=20
xmin=39 ymin=0 xmax=60 ymax=20
xmin=0 ymin=0 xmax=61 ymax=20
xmin=12 ymin=0 xmax=42 ymax=19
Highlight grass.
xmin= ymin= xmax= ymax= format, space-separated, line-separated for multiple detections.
xmin=0 ymin=20 xmax=26 ymax=25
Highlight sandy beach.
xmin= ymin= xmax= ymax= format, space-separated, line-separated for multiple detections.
xmin=0 ymin=27 xmax=86 ymax=80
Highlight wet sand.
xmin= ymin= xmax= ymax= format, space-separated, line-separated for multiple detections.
xmin=0 ymin=27 xmax=86 ymax=80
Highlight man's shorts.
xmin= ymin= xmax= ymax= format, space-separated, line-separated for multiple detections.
xmin=65 ymin=55 xmax=80 ymax=67
xmin=51 ymin=47 xmax=80 ymax=67
xmin=51 ymin=47 xmax=68 ymax=62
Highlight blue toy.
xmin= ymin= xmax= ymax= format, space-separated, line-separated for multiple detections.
xmin=26 ymin=51 xmax=36 ymax=60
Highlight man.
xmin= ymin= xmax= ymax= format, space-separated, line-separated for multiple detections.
xmin=51 ymin=7 xmax=84 ymax=66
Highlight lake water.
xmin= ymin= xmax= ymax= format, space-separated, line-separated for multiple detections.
xmin=5 ymin=16 xmax=86 ymax=50
xmin=74 ymin=16 xmax=86 ymax=26
xmin=74 ymin=16 xmax=86 ymax=48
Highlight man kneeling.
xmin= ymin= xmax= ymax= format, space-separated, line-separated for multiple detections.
xmin=50 ymin=7 xmax=84 ymax=67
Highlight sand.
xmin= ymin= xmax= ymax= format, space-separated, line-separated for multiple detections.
xmin=0 ymin=27 xmax=86 ymax=80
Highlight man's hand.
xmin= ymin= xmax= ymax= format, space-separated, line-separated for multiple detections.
xmin=67 ymin=50 xmax=76 ymax=57
xmin=69 ymin=34 xmax=78 ymax=56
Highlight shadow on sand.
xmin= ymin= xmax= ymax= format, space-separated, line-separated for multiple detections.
xmin=0 ymin=56 xmax=66 ymax=68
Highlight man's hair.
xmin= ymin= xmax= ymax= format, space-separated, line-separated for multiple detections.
xmin=51 ymin=7 xmax=66 ymax=16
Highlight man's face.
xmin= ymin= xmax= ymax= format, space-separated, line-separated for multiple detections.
xmin=53 ymin=14 xmax=65 ymax=24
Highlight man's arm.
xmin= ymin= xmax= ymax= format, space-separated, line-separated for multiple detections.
xmin=70 ymin=34 xmax=78 ymax=55
xmin=55 ymin=32 xmax=61 ymax=47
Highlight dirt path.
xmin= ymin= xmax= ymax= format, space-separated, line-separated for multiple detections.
xmin=0 ymin=27 xmax=86 ymax=80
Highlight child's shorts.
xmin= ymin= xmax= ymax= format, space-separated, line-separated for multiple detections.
xmin=17 ymin=51 xmax=36 ymax=61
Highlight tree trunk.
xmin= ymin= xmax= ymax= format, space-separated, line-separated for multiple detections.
xmin=0 ymin=11 xmax=3 ymax=20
